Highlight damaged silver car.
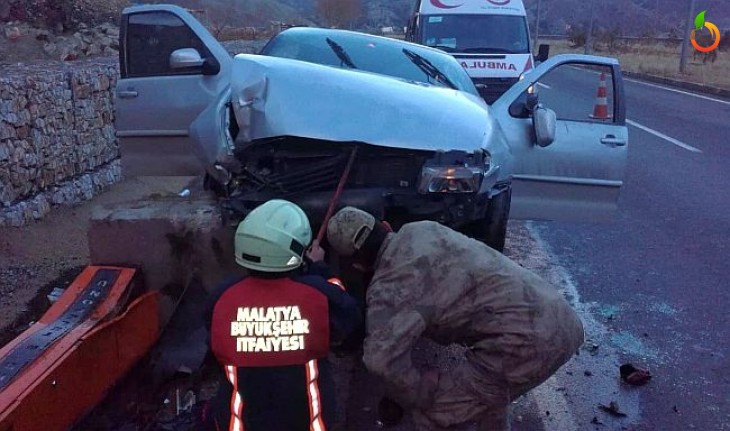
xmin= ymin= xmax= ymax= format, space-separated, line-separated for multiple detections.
xmin=115 ymin=4 xmax=629 ymax=251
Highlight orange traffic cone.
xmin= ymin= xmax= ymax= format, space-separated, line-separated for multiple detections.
xmin=590 ymin=73 xmax=612 ymax=120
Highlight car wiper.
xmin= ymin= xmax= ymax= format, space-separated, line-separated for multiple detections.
xmin=461 ymin=47 xmax=517 ymax=54
xmin=402 ymin=48 xmax=457 ymax=90
xmin=326 ymin=38 xmax=357 ymax=69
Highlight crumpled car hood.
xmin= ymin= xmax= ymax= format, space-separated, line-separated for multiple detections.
xmin=229 ymin=54 xmax=495 ymax=152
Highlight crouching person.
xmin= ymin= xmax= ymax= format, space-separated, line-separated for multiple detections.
xmin=326 ymin=207 xmax=584 ymax=431
xmin=210 ymin=200 xmax=361 ymax=430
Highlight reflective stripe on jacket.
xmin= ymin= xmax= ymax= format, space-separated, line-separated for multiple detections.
xmin=221 ymin=359 xmax=329 ymax=431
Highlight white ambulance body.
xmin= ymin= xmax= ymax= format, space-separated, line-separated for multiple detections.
xmin=406 ymin=0 xmax=548 ymax=103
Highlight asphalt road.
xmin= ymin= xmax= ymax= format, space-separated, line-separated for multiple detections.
xmin=516 ymin=70 xmax=730 ymax=430
xmin=346 ymin=72 xmax=729 ymax=430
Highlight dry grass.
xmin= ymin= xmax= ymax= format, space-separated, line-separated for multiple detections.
xmin=548 ymin=40 xmax=730 ymax=91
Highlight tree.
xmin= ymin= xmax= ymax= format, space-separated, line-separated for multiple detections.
xmin=316 ymin=0 xmax=362 ymax=29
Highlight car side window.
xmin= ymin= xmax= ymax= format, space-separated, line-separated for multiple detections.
xmin=532 ymin=64 xmax=617 ymax=124
xmin=125 ymin=11 xmax=214 ymax=78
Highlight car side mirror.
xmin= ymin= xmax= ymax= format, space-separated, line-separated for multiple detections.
xmin=170 ymin=48 xmax=221 ymax=76
xmin=170 ymin=48 xmax=205 ymax=68
xmin=534 ymin=44 xmax=550 ymax=63
xmin=533 ymin=106 xmax=556 ymax=147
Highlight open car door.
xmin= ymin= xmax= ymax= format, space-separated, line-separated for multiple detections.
xmin=115 ymin=4 xmax=231 ymax=176
xmin=492 ymin=54 xmax=628 ymax=221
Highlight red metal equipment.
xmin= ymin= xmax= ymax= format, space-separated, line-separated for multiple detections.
xmin=315 ymin=146 xmax=359 ymax=243
xmin=0 ymin=266 xmax=160 ymax=431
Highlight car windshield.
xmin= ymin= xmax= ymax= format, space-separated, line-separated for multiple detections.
xmin=261 ymin=29 xmax=478 ymax=96
xmin=421 ymin=14 xmax=530 ymax=54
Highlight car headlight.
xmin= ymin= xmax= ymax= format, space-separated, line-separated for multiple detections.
xmin=418 ymin=166 xmax=483 ymax=193
xmin=418 ymin=150 xmax=491 ymax=194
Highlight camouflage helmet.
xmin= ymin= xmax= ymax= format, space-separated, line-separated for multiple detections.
xmin=326 ymin=207 xmax=376 ymax=257
xmin=234 ymin=199 xmax=312 ymax=272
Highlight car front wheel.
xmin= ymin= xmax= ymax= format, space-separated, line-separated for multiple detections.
xmin=466 ymin=187 xmax=512 ymax=252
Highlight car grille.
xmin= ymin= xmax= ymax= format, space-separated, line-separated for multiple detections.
xmin=240 ymin=144 xmax=429 ymax=196
xmin=266 ymin=153 xmax=346 ymax=195
xmin=350 ymin=156 xmax=423 ymax=190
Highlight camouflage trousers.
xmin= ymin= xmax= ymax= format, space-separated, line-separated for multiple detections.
xmin=410 ymin=366 xmax=514 ymax=431
xmin=411 ymin=314 xmax=583 ymax=431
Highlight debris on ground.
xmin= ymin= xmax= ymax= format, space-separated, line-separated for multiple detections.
xmin=619 ymin=363 xmax=652 ymax=386
xmin=72 ymin=355 xmax=223 ymax=431
xmin=584 ymin=341 xmax=600 ymax=355
xmin=598 ymin=401 xmax=628 ymax=417
xmin=46 ymin=287 xmax=66 ymax=303
xmin=591 ymin=416 xmax=604 ymax=425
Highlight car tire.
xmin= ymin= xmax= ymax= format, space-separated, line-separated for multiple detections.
xmin=467 ymin=187 xmax=511 ymax=253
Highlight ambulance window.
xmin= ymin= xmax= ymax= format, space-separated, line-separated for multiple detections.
xmin=421 ymin=14 xmax=529 ymax=54
xmin=532 ymin=64 xmax=616 ymax=124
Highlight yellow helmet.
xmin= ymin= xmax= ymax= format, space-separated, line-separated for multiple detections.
xmin=234 ymin=200 xmax=312 ymax=272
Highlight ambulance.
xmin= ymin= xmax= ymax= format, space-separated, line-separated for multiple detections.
xmin=406 ymin=0 xmax=550 ymax=103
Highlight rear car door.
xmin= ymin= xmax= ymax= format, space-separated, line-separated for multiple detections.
xmin=492 ymin=54 xmax=628 ymax=221
xmin=116 ymin=4 xmax=231 ymax=176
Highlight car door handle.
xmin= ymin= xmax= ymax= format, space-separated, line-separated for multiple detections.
xmin=600 ymin=136 xmax=626 ymax=146
xmin=118 ymin=90 xmax=138 ymax=99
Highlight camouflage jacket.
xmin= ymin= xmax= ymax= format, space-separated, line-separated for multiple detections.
xmin=363 ymin=221 xmax=584 ymax=409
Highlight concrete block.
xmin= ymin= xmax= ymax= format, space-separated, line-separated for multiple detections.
xmin=88 ymin=196 xmax=242 ymax=325
xmin=88 ymin=191 xmax=359 ymax=418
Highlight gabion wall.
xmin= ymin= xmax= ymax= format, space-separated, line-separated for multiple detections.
xmin=0 ymin=58 xmax=121 ymax=226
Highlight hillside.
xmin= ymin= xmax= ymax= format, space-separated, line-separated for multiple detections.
xmin=2 ymin=0 xmax=729 ymax=35
xmin=2 ymin=0 xmax=729 ymax=64
xmin=178 ymin=0 xmax=730 ymax=35
xmin=195 ymin=0 xmax=730 ymax=35
xmin=523 ymin=0 xmax=730 ymax=37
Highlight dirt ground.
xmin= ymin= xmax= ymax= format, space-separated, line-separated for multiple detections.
xmin=549 ymin=39 xmax=730 ymax=91
xmin=0 ymin=176 xmax=196 ymax=345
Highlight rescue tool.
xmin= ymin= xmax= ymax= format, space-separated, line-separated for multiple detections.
xmin=316 ymin=146 xmax=359 ymax=243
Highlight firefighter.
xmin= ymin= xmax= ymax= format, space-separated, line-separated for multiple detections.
xmin=326 ymin=207 xmax=584 ymax=431
xmin=209 ymin=199 xmax=361 ymax=431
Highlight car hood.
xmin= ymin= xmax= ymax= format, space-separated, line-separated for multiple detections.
xmin=229 ymin=54 xmax=495 ymax=152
